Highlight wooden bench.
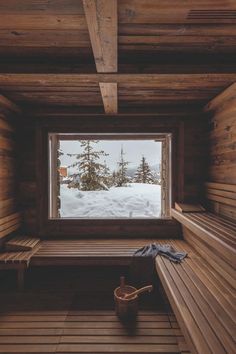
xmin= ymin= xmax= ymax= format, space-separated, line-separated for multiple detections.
xmin=5 ymin=235 xmax=40 ymax=251
xmin=0 ymin=242 xmax=40 ymax=290
xmin=1 ymin=238 xmax=176 ymax=289
xmin=31 ymin=239 xmax=170 ymax=266
xmin=155 ymin=210 xmax=236 ymax=354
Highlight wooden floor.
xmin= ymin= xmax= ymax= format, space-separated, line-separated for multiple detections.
xmin=0 ymin=267 xmax=189 ymax=354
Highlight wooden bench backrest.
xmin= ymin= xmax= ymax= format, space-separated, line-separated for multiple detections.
xmin=205 ymin=182 xmax=236 ymax=221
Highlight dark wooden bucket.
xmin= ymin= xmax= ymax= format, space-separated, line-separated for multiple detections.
xmin=114 ymin=284 xmax=138 ymax=319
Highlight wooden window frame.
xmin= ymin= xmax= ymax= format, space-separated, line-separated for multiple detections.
xmin=49 ymin=133 xmax=171 ymax=219
xmin=36 ymin=117 xmax=182 ymax=238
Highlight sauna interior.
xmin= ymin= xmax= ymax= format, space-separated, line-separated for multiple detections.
xmin=0 ymin=1 xmax=235 ymax=354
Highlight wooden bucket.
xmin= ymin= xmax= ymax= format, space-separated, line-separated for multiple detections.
xmin=114 ymin=279 xmax=138 ymax=319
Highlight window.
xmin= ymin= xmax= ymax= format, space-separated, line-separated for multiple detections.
xmin=49 ymin=134 xmax=172 ymax=219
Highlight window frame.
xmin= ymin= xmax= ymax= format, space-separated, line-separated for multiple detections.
xmin=36 ymin=117 xmax=182 ymax=238
xmin=49 ymin=133 xmax=171 ymax=220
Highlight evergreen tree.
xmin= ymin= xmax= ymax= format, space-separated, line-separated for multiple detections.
xmin=116 ymin=147 xmax=129 ymax=187
xmin=134 ymin=156 xmax=155 ymax=184
xmin=68 ymin=140 xmax=109 ymax=191
xmin=100 ymin=160 xmax=111 ymax=189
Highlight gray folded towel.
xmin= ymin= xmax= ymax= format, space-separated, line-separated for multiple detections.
xmin=130 ymin=243 xmax=187 ymax=287
xmin=134 ymin=243 xmax=187 ymax=263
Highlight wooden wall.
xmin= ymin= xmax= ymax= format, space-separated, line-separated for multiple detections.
xmin=18 ymin=114 xmax=207 ymax=236
xmin=205 ymin=83 xmax=236 ymax=221
xmin=18 ymin=119 xmax=36 ymax=234
xmin=0 ymin=96 xmax=20 ymax=247
xmin=184 ymin=118 xmax=207 ymax=202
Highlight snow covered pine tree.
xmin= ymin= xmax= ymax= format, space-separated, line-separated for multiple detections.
xmin=68 ymin=140 xmax=110 ymax=191
xmin=116 ymin=147 xmax=129 ymax=187
xmin=134 ymin=156 xmax=155 ymax=184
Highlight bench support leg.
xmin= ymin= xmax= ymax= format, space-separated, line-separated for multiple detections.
xmin=17 ymin=269 xmax=25 ymax=291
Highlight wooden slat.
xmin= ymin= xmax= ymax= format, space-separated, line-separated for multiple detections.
xmin=0 ymin=306 xmax=184 ymax=354
xmin=156 ymin=239 xmax=236 ymax=354
xmin=99 ymin=82 xmax=118 ymax=114
xmin=83 ymin=0 xmax=117 ymax=73
xmin=171 ymin=209 xmax=236 ymax=267
xmin=5 ymin=236 xmax=40 ymax=252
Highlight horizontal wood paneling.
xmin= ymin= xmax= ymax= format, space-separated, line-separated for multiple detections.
xmin=18 ymin=120 xmax=37 ymax=234
xmin=205 ymin=83 xmax=236 ymax=220
xmin=17 ymin=114 xmax=206 ymax=237
xmin=0 ymin=0 xmax=235 ymax=57
xmin=0 ymin=73 xmax=236 ymax=109
xmin=0 ymin=101 xmax=20 ymax=248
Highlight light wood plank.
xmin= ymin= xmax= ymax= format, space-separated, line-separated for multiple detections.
xmin=83 ymin=0 xmax=117 ymax=73
xmin=99 ymin=82 xmax=117 ymax=113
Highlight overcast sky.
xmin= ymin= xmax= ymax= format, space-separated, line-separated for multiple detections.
xmin=60 ymin=140 xmax=161 ymax=172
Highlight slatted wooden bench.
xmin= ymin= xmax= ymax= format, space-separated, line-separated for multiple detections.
xmin=155 ymin=210 xmax=236 ymax=354
xmin=0 ymin=243 xmax=40 ymax=290
xmin=5 ymin=236 xmax=40 ymax=252
xmin=31 ymin=238 xmax=173 ymax=266
xmin=1 ymin=238 xmax=180 ymax=290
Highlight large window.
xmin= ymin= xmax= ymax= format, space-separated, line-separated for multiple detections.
xmin=49 ymin=134 xmax=171 ymax=219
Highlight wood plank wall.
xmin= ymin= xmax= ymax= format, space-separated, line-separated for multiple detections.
xmin=18 ymin=119 xmax=36 ymax=234
xmin=205 ymin=83 xmax=236 ymax=221
xmin=0 ymin=101 xmax=19 ymax=247
xmin=18 ymin=115 xmax=206 ymax=235
xmin=184 ymin=118 xmax=207 ymax=202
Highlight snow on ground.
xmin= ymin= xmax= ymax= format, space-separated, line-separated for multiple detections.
xmin=60 ymin=183 xmax=161 ymax=218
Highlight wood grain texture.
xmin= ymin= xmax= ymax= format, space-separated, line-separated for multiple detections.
xmin=5 ymin=235 xmax=40 ymax=251
xmin=99 ymin=82 xmax=118 ymax=113
xmin=0 ymin=73 xmax=235 ymax=109
xmin=0 ymin=289 xmax=185 ymax=354
xmin=205 ymin=83 xmax=236 ymax=220
xmin=0 ymin=100 xmax=19 ymax=247
xmin=83 ymin=0 xmax=117 ymax=72
xmin=0 ymin=0 xmax=235 ymax=57
xmin=155 ymin=239 xmax=236 ymax=354
xmin=171 ymin=209 xmax=236 ymax=268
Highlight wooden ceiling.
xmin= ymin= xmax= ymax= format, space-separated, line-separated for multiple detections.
xmin=0 ymin=0 xmax=236 ymax=114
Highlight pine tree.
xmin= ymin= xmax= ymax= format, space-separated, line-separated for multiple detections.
xmin=116 ymin=147 xmax=129 ymax=187
xmin=68 ymin=140 xmax=109 ymax=191
xmin=134 ymin=156 xmax=155 ymax=184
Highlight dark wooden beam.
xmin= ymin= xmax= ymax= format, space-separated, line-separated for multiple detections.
xmin=1 ymin=73 xmax=236 ymax=85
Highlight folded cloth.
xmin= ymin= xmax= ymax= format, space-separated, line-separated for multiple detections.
xmin=134 ymin=243 xmax=187 ymax=263
xmin=129 ymin=243 xmax=187 ymax=287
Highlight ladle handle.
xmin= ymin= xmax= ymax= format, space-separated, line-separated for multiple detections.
xmin=124 ymin=285 xmax=153 ymax=299
xmin=120 ymin=276 xmax=125 ymax=288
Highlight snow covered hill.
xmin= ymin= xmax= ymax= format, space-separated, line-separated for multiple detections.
xmin=60 ymin=183 xmax=161 ymax=218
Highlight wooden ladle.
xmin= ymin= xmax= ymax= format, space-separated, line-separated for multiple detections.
xmin=124 ymin=285 xmax=153 ymax=300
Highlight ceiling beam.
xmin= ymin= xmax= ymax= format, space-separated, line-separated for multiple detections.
xmin=83 ymin=0 xmax=118 ymax=114
xmin=99 ymin=82 xmax=117 ymax=114
xmin=83 ymin=0 xmax=117 ymax=73
xmin=1 ymin=73 xmax=236 ymax=85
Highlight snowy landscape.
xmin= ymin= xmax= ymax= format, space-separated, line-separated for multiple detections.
xmin=60 ymin=183 xmax=161 ymax=218
xmin=58 ymin=139 xmax=162 ymax=218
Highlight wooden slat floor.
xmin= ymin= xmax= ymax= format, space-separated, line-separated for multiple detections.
xmin=0 ymin=267 xmax=190 ymax=354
